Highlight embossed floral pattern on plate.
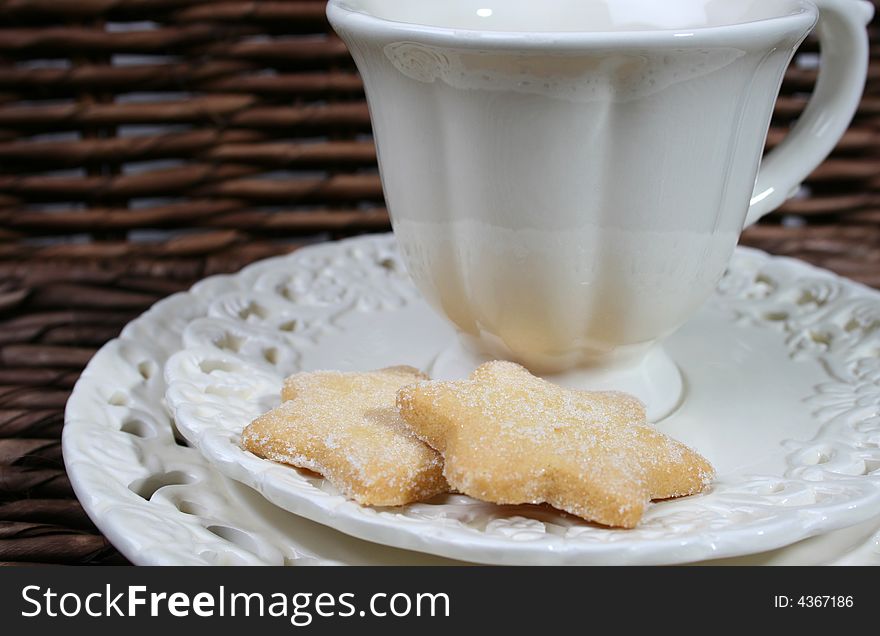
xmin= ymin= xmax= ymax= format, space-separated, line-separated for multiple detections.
xmin=150 ymin=235 xmax=880 ymax=565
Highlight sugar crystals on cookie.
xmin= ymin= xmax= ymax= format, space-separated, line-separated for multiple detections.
xmin=242 ymin=366 xmax=448 ymax=506
xmin=397 ymin=360 xmax=714 ymax=528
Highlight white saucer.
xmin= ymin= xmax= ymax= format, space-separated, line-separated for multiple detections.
xmin=61 ymin=244 xmax=880 ymax=565
xmin=160 ymin=234 xmax=880 ymax=565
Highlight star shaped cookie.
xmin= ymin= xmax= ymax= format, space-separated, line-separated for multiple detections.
xmin=242 ymin=366 xmax=448 ymax=506
xmin=397 ymin=361 xmax=714 ymax=527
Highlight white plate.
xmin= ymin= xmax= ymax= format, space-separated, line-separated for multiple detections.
xmin=161 ymin=234 xmax=880 ymax=565
xmin=61 ymin=236 xmax=880 ymax=566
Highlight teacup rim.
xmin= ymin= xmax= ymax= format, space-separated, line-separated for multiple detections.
xmin=327 ymin=0 xmax=818 ymax=49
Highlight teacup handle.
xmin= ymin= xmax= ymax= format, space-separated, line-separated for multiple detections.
xmin=746 ymin=0 xmax=874 ymax=227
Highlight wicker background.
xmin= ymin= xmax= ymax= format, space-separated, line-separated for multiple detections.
xmin=0 ymin=0 xmax=878 ymax=565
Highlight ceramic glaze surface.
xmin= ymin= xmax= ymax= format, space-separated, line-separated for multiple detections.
xmin=328 ymin=0 xmax=872 ymax=414
xmin=332 ymin=1 xmax=812 ymax=371
xmin=340 ymin=0 xmax=810 ymax=32
xmin=157 ymin=235 xmax=880 ymax=566
xmin=62 ymin=236 xmax=880 ymax=565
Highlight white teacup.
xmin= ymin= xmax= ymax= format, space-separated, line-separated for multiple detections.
xmin=328 ymin=0 xmax=873 ymax=419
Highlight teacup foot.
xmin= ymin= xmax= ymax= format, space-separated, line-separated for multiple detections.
xmin=429 ymin=338 xmax=684 ymax=422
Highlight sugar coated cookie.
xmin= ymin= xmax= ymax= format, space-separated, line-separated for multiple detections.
xmin=397 ymin=361 xmax=714 ymax=528
xmin=242 ymin=366 xmax=448 ymax=506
